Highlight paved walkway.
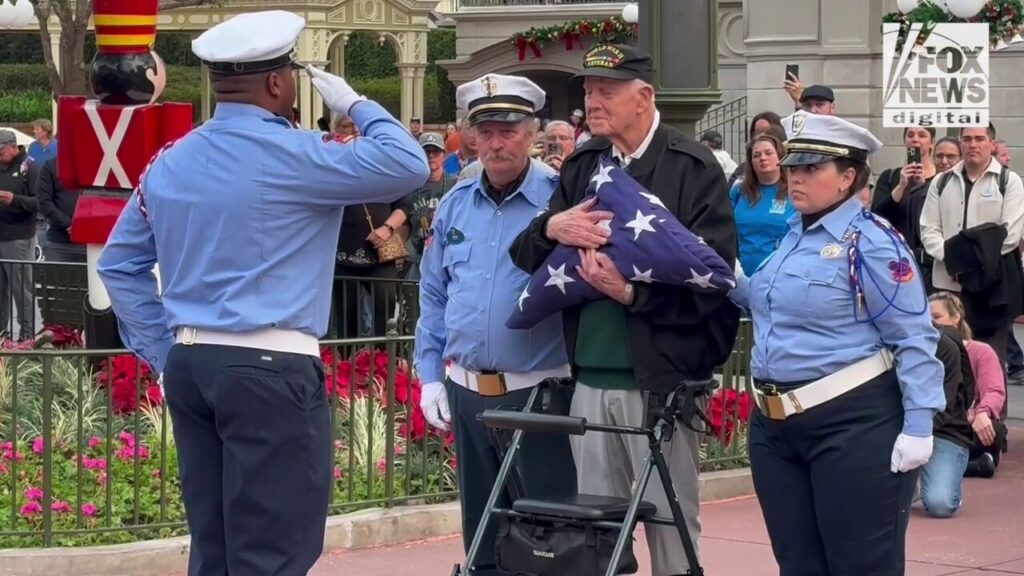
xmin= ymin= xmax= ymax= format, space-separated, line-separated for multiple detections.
xmin=310 ymin=425 xmax=1024 ymax=575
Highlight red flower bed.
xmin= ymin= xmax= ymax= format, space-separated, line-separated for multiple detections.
xmin=320 ymin=347 xmax=434 ymax=443
xmin=94 ymin=355 xmax=163 ymax=415
xmin=708 ymin=388 xmax=753 ymax=447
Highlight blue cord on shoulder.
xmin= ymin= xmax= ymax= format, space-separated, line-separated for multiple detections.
xmin=848 ymin=209 xmax=927 ymax=323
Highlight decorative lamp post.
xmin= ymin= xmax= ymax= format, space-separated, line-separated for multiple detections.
xmin=0 ymin=0 xmax=36 ymax=29
xmin=620 ymin=0 xmax=720 ymax=137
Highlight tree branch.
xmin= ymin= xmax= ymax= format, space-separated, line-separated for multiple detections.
xmin=159 ymin=0 xmax=215 ymax=11
xmin=74 ymin=0 xmax=93 ymax=33
xmin=31 ymin=0 xmax=66 ymax=95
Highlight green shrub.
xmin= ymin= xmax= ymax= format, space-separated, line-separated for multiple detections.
xmin=0 ymin=90 xmax=52 ymax=123
xmin=350 ymin=75 xmax=443 ymax=122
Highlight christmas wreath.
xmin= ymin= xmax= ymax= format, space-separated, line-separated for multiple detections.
xmin=510 ymin=16 xmax=638 ymax=61
xmin=882 ymin=0 xmax=1024 ymax=50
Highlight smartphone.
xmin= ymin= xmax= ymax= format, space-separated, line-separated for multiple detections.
xmin=547 ymin=141 xmax=564 ymax=156
xmin=907 ymin=146 xmax=922 ymax=164
xmin=785 ymin=64 xmax=799 ymax=82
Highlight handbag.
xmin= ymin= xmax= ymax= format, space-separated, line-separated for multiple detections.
xmin=494 ymin=516 xmax=639 ymax=576
xmin=363 ymin=205 xmax=409 ymax=263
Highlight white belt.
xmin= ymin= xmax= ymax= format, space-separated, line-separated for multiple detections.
xmin=175 ymin=326 xmax=319 ymax=357
xmin=754 ymin=349 xmax=894 ymax=420
xmin=447 ymin=362 xmax=571 ymax=396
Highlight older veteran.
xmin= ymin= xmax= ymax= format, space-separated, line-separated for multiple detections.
xmin=415 ymin=74 xmax=577 ymax=576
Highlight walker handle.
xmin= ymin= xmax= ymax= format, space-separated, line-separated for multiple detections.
xmin=478 ymin=410 xmax=588 ymax=436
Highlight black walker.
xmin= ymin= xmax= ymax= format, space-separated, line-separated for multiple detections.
xmin=451 ymin=377 xmax=715 ymax=576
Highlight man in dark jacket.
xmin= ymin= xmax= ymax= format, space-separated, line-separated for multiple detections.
xmin=0 ymin=129 xmax=40 ymax=340
xmin=36 ymin=157 xmax=85 ymax=263
xmin=509 ymin=44 xmax=740 ymax=576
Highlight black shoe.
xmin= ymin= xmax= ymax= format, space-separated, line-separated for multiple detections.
xmin=964 ymin=453 xmax=996 ymax=478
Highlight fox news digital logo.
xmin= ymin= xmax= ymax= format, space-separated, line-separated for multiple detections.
xmin=882 ymin=23 xmax=990 ymax=128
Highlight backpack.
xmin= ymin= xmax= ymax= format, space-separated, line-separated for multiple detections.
xmin=935 ymin=164 xmax=1010 ymax=198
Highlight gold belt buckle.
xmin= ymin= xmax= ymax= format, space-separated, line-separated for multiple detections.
xmin=759 ymin=385 xmax=788 ymax=420
xmin=476 ymin=372 xmax=508 ymax=397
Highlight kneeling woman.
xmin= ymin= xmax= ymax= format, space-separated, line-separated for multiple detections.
xmin=731 ymin=113 xmax=946 ymax=576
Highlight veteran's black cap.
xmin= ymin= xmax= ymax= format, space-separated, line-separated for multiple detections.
xmin=573 ymin=43 xmax=654 ymax=84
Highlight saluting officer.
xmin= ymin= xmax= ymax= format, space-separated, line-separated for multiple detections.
xmin=416 ymin=74 xmax=577 ymax=576
xmin=730 ymin=112 xmax=945 ymax=576
xmin=98 ymin=11 xmax=428 ymax=575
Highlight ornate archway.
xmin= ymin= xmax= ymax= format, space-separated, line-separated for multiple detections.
xmin=10 ymin=0 xmax=436 ymax=129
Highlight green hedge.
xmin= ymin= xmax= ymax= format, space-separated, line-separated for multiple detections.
xmin=0 ymin=29 xmax=458 ymax=121
xmin=0 ymin=65 xmax=445 ymax=124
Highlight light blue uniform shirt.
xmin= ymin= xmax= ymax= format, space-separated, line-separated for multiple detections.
xmin=414 ymin=161 xmax=568 ymax=385
xmin=730 ymin=195 xmax=945 ymax=437
xmin=98 ymin=101 xmax=429 ymax=374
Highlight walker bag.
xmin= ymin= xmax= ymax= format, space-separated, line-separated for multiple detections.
xmin=494 ymin=516 xmax=639 ymax=576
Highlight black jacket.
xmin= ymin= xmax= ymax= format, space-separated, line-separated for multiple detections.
xmin=933 ymin=325 xmax=976 ymax=450
xmin=0 ymin=150 xmax=39 ymax=241
xmin=509 ymin=123 xmax=742 ymax=393
xmin=36 ymin=157 xmax=80 ymax=244
xmin=943 ymin=222 xmax=1024 ymax=331
xmin=871 ymin=168 xmax=933 ymax=265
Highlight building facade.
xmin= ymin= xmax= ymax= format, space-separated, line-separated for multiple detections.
xmin=441 ymin=0 xmax=1024 ymax=169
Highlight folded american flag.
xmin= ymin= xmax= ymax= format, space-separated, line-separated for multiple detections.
xmin=506 ymin=158 xmax=736 ymax=330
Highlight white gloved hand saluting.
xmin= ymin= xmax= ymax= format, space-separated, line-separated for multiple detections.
xmin=890 ymin=433 xmax=933 ymax=473
xmin=308 ymin=66 xmax=366 ymax=116
xmin=420 ymin=382 xmax=451 ymax=431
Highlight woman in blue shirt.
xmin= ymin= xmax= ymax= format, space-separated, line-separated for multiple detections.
xmin=731 ymin=113 xmax=945 ymax=576
xmin=729 ymin=130 xmax=793 ymax=275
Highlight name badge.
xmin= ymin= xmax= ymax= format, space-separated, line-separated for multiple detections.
xmin=769 ymin=199 xmax=787 ymax=215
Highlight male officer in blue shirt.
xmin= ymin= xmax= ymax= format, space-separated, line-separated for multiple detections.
xmin=97 ymin=10 xmax=428 ymax=575
xmin=415 ymin=74 xmax=577 ymax=575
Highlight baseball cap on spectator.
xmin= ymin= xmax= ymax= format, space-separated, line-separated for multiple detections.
xmin=800 ymin=85 xmax=835 ymax=103
xmin=699 ymin=130 xmax=723 ymax=148
xmin=571 ymin=109 xmax=584 ymax=118
xmin=0 ymin=130 xmax=16 ymax=147
xmin=419 ymin=132 xmax=445 ymax=151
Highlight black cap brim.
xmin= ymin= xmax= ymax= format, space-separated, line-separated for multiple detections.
xmin=469 ymin=110 xmax=532 ymax=125
xmin=779 ymin=152 xmax=837 ymax=167
xmin=422 ymin=144 xmax=445 ymax=151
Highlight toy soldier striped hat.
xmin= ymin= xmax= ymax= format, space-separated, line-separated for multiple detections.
xmin=93 ymin=0 xmax=159 ymax=54
xmin=192 ymin=10 xmax=305 ymax=76
xmin=780 ymin=111 xmax=883 ymax=166
xmin=456 ymin=74 xmax=546 ymax=126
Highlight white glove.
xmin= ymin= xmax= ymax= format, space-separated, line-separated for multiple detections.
xmin=420 ymin=382 xmax=451 ymax=431
xmin=890 ymin=433 xmax=933 ymax=473
xmin=308 ymin=66 xmax=366 ymax=116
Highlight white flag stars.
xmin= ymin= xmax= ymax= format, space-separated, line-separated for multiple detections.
xmin=591 ymin=164 xmax=614 ymax=192
xmin=517 ymin=287 xmax=530 ymax=311
xmin=639 ymin=191 xmax=667 ymax=210
xmin=630 ymin=265 xmax=655 ymax=283
xmin=684 ymin=268 xmax=716 ymax=289
xmin=545 ymin=263 xmax=576 ymax=294
xmin=625 ymin=209 xmax=657 ymax=241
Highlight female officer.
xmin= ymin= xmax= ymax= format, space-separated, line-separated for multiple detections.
xmin=730 ymin=112 xmax=946 ymax=576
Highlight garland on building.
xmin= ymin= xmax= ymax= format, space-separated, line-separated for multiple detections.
xmin=510 ymin=16 xmax=638 ymax=61
xmin=882 ymin=0 xmax=1024 ymax=50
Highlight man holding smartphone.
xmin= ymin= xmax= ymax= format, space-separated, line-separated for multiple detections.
xmin=783 ymin=64 xmax=837 ymax=115
xmin=542 ymin=120 xmax=576 ymax=172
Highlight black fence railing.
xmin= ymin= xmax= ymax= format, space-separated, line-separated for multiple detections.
xmin=696 ymin=97 xmax=749 ymax=163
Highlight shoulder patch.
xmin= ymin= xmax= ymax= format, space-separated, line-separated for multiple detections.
xmin=888 ymin=257 xmax=915 ymax=283
xmin=325 ymin=133 xmax=356 ymax=145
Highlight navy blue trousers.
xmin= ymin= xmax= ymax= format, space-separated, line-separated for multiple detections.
xmin=749 ymin=371 xmax=917 ymax=576
xmin=164 ymin=344 xmax=332 ymax=576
